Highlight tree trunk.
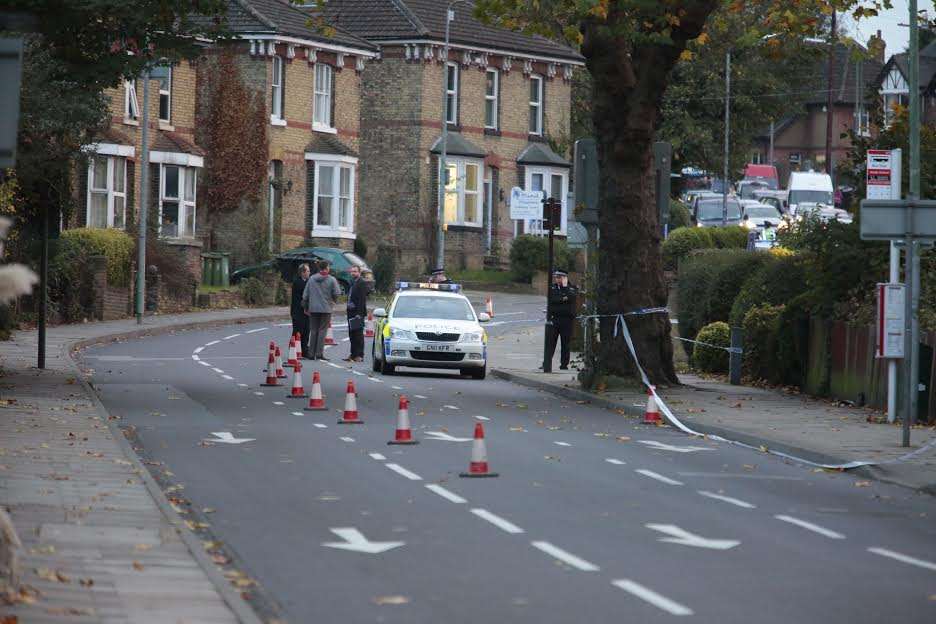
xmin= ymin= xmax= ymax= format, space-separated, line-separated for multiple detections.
xmin=582 ymin=3 xmax=717 ymax=386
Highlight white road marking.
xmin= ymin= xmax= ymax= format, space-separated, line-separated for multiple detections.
xmin=553 ymin=441 xmax=571 ymax=447
xmin=340 ymin=436 xmax=355 ymax=443
xmin=385 ymin=463 xmax=422 ymax=480
xmin=368 ymin=377 xmax=384 ymax=383
xmin=205 ymin=432 xmax=255 ymax=444
xmin=698 ymin=491 xmax=756 ymax=509
xmin=224 ymin=334 xmax=240 ymax=340
xmin=275 ymin=323 xmax=292 ymax=327
xmin=212 ymin=368 xmax=225 ymax=374
xmin=645 ymin=524 xmax=740 ymax=550
xmin=245 ymin=327 xmax=268 ymax=334
xmin=342 ymin=337 xmax=350 ymax=342
xmin=414 ymin=394 xmax=428 ymax=399
xmin=605 ymin=458 xmax=626 ymax=465
xmin=192 ymin=354 xmax=200 ymax=361
xmin=639 ymin=440 xmax=715 ymax=453
xmin=238 ymin=383 xmax=248 ymax=387
xmin=291 ymin=411 xmax=303 ymax=416
xmin=612 ymin=580 xmax=693 ymax=616
xmin=205 ymin=340 xmax=220 ymax=346
xmin=273 ymin=401 xmax=285 ymax=406
xmin=322 ymin=527 xmax=404 ymax=554
xmin=425 ymin=484 xmax=467 ymax=504
xmin=774 ymin=515 xmax=845 ymax=539
xmin=443 ymin=404 xmax=460 ymax=410
xmin=473 ymin=415 xmax=490 ymax=421
xmin=424 ymin=431 xmax=473 ymax=442
xmin=530 ymin=541 xmax=598 ymax=571
xmin=391 ymin=385 xmax=404 ymax=390
xmin=222 ymin=375 xmax=234 ymax=380
xmin=327 ymin=362 xmax=342 ymax=369
xmin=198 ymin=361 xmax=211 ymax=367
xmin=867 ymin=547 xmax=936 ymax=572
xmin=193 ymin=346 xmax=204 ymax=354
xmin=313 ymin=423 xmax=327 ymax=429
xmin=635 ymin=469 xmax=684 ymax=486
xmin=369 ymin=453 xmax=386 ymax=461
xmin=471 ymin=509 xmax=524 ymax=534
xmin=352 ymin=370 xmax=366 ymax=376
xmin=253 ymin=391 xmax=265 ymax=396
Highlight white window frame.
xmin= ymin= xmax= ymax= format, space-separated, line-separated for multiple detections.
xmin=271 ymin=56 xmax=286 ymax=125
xmin=151 ymin=64 xmax=172 ymax=123
xmin=313 ymin=63 xmax=333 ymax=131
xmin=445 ymin=62 xmax=458 ymax=125
xmin=529 ymin=74 xmax=543 ymax=135
xmin=158 ymin=164 xmax=197 ymax=239
xmin=124 ymin=80 xmax=139 ymax=122
xmin=484 ymin=68 xmax=498 ymax=129
xmin=523 ymin=166 xmax=568 ymax=235
xmin=856 ymin=107 xmax=871 ymax=137
xmin=881 ymin=67 xmax=909 ymax=128
xmin=86 ymin=156 xmax=127 ymax=229
xmin=311 ymin=157 xmax=357 ymax=238
xmin=440 ymin=157 xmax=484 ymax=227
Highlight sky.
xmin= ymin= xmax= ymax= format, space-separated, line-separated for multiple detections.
xmin=846 ymin=0 xmax=927 ymax=55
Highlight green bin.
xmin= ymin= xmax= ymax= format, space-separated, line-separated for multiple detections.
xmin=218 ymin=253 xmax=230 ymax=288
xmin=201 ymin=252 xmax=221 ymax=286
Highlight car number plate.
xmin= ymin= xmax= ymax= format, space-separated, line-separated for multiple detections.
xmin=423 ymin=344 xmax=452 ymax=351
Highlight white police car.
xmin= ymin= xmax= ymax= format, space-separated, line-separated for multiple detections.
xmin=371 ymin=282 xmax=490 ymax=379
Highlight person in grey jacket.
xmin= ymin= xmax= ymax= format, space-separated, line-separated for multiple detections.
xmin=302 ymin=260 xmax=342 ymax=360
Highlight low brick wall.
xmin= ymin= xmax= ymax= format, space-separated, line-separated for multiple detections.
xmin=90 ymin=255 xmax=132 ymax=321
xmin=197 ymin=290 xmax=245 ymax=308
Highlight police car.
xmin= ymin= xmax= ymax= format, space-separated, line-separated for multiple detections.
xmin=371 ymin=282 xmax=490 ymax=379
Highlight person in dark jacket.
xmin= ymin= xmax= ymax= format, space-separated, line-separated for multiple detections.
xmin=545 ymin=269 xmax=577 ymax=370
xmin=343 ymin=265 xmax=368 ymax=362
xmin=291 ymin=263 xmax=312 ymax=358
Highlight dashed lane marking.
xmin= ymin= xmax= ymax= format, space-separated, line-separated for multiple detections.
xmin=698 ymin=491 xmax=756 ymax=509
xmin=774 ymin=515 xmax=845 ymax=539
xmin=222 ymin=375 xmax=234 ymax=380
xmin=198 ymin=361 xmax=211 ymax=367
xmin=212 ymin=368 xmax=225 ymax=374
xmin=313 ymin=423 xmax=327 ymax=429
xmin=193 ymin=347 xmax=204 ymax=354
xmin=253 ymin=392 xmax=265 ymax=396
xmin=385 ymin=463 xmax=422 ymax=481
xmin=471 ymin=509 xmax=524 ymax=534
xmin=327 ymin=362 xmax=342 ymax=369
xmin=238 ymin=383 xmax=248 ymax=388
xmin=192 ymin=355 xmax=200 ymax=361
xmin=245 ymin=328 xmax=268 ymax=333
xmin=443 ymin=405 xmax=460 ymax=410
xmin=273 ymin=401 xmax=285 ymax=406
xmin=425 ymin=484 xmax=467 ymax=504
xmin=352 ymin=371 xmax=366 ymax=376
xmin=530 ymin=541 xmax=599 ymax=571
xmin=867 ymin=547 xmax=936 ymax=572
xmin=473 ymin=415 xmax=490 ymax=421
xmin=340 ymin=436 xmax=355 ymax=443
xmin=635 ymin=469 xmax=684 ymax=486
xmin=224 ymin=334 xmax=240 ymax=340
xmin=275 ymin=323 xmax=292 ymax=327
xmin=554 ymin=441 xmax=571 ymax=447
xmin=605 ymin=458 xmax=626 ymax=465
xmin=205 ymin=340 xmax=220 ymax=346
xmin=391 ymin=385 xmax=404 ymax=390
xmin=611 ymin=580 xmax=693 ymax=616
xmin=367 ymin=377 xmax=384 ymax=383
xmin=414 ymin=395 xmax=428 ymax=399
xmin=369 ymin=453 xmax=386 ymax=461
xmin=291 ymin=412 xmax=303 ymax=416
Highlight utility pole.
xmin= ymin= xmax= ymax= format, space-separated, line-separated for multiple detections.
xmin=722 ymin=48 xmax=730 ymax=227
xmin=136 ymin=71 xmax=150 ymax=325
xmin=825 ymin=10 xmax=836 ymax=175
xmin=38 ymin=203 xmax=47 ymax=369
xmin=907 ymin=0 xmax=922 ymax=435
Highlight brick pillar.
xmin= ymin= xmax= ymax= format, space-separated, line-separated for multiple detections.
xmin=89 ymin=255 xmax=108 ymax=321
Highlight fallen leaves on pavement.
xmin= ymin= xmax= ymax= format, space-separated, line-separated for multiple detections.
xmin=35 ymin=568 xmax=70 ymax=583
xmin=855 ymin=481 xmax=872 ymax=487
xmin=132 ymin=561 xmax=144 ymax=571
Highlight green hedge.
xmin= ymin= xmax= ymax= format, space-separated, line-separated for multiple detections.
xmin=741 ymin=304 xmax=783 ymax=381
xmin=662 ymin=227 xmax=713 ymax=271
xmin=710 ymin=226 xmax=750 ymax=249
xmin=52 ymin=228 xmax=134 ymax=288
xmin=729 ymin=251 xmax=810 ymax=326
xmin=509 ymin=234 xmax=574 ymax=282
xmin=669 ymin=200 xmax=692 ymax=230
xmin=693 ymin=321 xmax=730 ymax=373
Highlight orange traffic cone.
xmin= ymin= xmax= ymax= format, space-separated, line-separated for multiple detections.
xmin=364 ymin=312 xmax=375 ymax=338
xmin=305 ymin=371 xmax=327 ymax=411
xmin=642 ymin=386 xmax=662 ymax=424
xmin=260 ymin=351 xmax=279 ymax=386
xmin=325 ymin=320 xmax=337 ymax=346
xmin=274 ymin=346 xmax=287 ymax=378
xmin=338 ymin=380 xmax=363 ymax=424
xmin=286 ymin=361 xmax=307 ymax=398
xmin=485 ymin=297 xmax=494 ymax=318
xmin=460 ymin=423 xmax=498 ymax=478
xmin=286 ymin=334 xmax=299 ymax=368
xmin=387 ymin=396 xmax=418 ymax=445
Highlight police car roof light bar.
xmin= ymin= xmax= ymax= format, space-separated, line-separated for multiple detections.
xmin=396 ymin=281 xmax=462 ymax=293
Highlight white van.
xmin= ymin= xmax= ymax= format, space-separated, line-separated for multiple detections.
xmin=787 ymin=171 xmax=833 ymax=215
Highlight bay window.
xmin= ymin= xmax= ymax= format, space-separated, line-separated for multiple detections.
xmin=524 ymin=167 xmax=568 ymax=235
xmin=312 ymin=158 xmax=356 ymax=235
xmin=442 ymin=158 xmax=482 ymax=227
xmin=314 ymin=63 xmax=333 ymax=129
xmin=159 ymin=164 xmax=197 ymax=238
xmin=529 ymin=75 xmax=543 ymax=135
xmin=87 ymin=156 xmax=127 ymax=230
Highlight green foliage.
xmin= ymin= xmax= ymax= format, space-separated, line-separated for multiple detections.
xmin=509 ymin=235 xmax=574 ymax=282
xmin=676 ymin=249 xmax=770 ymax=356
xmin=372 ymin=244 xmax=397 ymax=294
xmin=771 ymin=294 xmax=813 ymax=386
xmin=710 ymin=225 xmax=750 ymax=250
xmin=729 ymin=252 xmax=810 ymax=326
xmin=693 ymin=321 xmax=731 ymax=373
xmin=53 ymin=228 xmax=134 ymax=287
xmin=275 ymin=278 xmax=289 ymax=306
xmin=0 ymin=305 xmax=16 ymax=341
xmin=353 ymin=236 xmax=368 ymax=260
xmin=240 ymin=277 xmax=268 ymax=306
xmin=741 ymin=304 xmax=784 ymax=380
xmin=668 ymin=200 xmax=692 ymax=230
xmin=662 ymin=227 xmax=713 ymax=271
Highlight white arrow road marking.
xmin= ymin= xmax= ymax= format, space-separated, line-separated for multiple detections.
xmin=205 ymin=432 xmax=255 ymax=444
xmin=612 ymin=580 xmax=693 ymax=616
xmin=774 ymin=515 xmax=845 ymax=539
xmin=605 ymin=458 xmax=626 ymax=465
xmin=471 ymin=509 xmax=524 ymax=534
xmin=868 ymin=547 xmax=936 ymax=572
xmin=554 ymin=441 xmax=571 ymax=447
xmin=205 ymin=340 xmax=220 ymax=346
xmin=224 ymin=334 xmax=240 ymax=340
xmin=369 ymin=453 xmax=386 ymax=461
xmin=425 ymin=484 xmax=466 ymax=504
xmin=322 ymin=528 xmax=404 ymax=554
xmin=245 ymin=327 xmax=268 ymax=333
xmin=385 ymin=463 xmax=422 ymax=480
xmin=698 ymin=491 xmax=756 ymax=509
xmin=531 ymin=541 xmax=599 ymax=571
xmin=424 ymin=431 xmax=473 ymax=442
xmin=639 ymin=440 xmax=715 ymax=453
xmin=635 ymin=469 xmax=684 ymax=486
xmin=645 ymin=524 xmax=740 ymax=550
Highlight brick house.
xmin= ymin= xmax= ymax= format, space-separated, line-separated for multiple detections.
xmin=751 ymin=37 xmax=884 ymax=186
xmin=319 ymin=0 xmax=583 ymax=274
xmin=874 ymin=38 xmax=936 ymax=129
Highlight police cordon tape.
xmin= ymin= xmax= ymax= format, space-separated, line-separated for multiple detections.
xmin=578 ymin=306 xmax=936 ymax=470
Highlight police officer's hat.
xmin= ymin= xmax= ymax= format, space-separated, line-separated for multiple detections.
xmin=552 ymin=269 xmax=568 ymax=277
xmin=430 ymin=268 xmax=446 ymax=276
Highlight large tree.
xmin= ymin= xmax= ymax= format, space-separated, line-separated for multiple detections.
xmin=477 ymin=0 xmax=889 ymax=386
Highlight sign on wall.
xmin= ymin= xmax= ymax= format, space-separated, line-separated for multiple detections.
xmin=509 ymin=187 xmax=544 ymax=221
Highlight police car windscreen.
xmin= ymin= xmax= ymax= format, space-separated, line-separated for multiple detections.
xmin=393 ymin=297 xmax=475 ymax=321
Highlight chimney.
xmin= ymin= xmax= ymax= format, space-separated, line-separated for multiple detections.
xmin=868 ymin=29 xmax=886 ymax=64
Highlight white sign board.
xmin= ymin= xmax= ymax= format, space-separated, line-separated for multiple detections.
xmin=509 ymin=187 xmax=544 ymax=220
xmin=876 ymin=283 xmax=905 ymax=359
xmin=866 ymin=149 xmax=901 ymax=201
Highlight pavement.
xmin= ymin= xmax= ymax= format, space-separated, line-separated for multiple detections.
xmin=2 ymin=294 xmax=936 ymax=622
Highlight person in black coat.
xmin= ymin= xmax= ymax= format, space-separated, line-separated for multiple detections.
xmin=291 ymin=263 xmax=312 ymax=358
xmin=344 ymin=265 xmax=368 ymax=362
xmin=545 ymin=269 xmax=577 ymax=370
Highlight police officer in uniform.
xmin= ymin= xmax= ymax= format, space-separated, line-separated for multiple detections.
xmin=546 ymin=269 xmax=577 ymax=370
xmin=428 ymin=268 xmax=452 ymax=284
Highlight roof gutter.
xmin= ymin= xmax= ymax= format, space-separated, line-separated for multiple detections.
xmin=372 ymin=38 xmax=584 ymax=66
